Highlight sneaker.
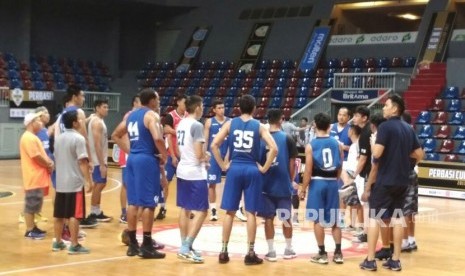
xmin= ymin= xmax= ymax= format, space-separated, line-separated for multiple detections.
xmin=138 ymin=244 xmax=166 ymax=259
xmin=190 ymin=247 xmax=201 ymax=257
xmin=401 ymin=243 xmax=412 ymax=252
xmin=153 ymin=239 xmax=165 ymax=250
xmin=352 ymin=233 xmax=367 ymax=243
xmin=177 ymin=250 xmax=204 ymax=263
xmin=360 ymin=258 xmax=377 ymax=271
xmin=35 ymin=213 xmax=48 ymax=222
xmin=68 ymin=244 xmax=90 ymax=255
xmin=94 ymin=212 xmax=112 ymax=222
xmin=264 ymin=251 xmax=277 ymax=262
xmin=78 ymin=230 xmax=87 ymax=238
xmin=219 ymin=252 xmax=230 ymax=264
xmin=80 ymin=217 xmax=98 ymax=228
xmin=382 ymin=258 xmax=402 ymax=271
xmin=351 ymin=227 xmax=364 ymax=236
xmin=119 ymin=214 xmax=127 ymax=224
xmin=338 ymin=219 xmax=346 ymax=229
xmin=283 ymin=248 xmax=297 ymax=259
xmin=244 ymin=251 xmax=263 ymax=265
xmin=25 ymin=229 xmax=45 ymax=240
xmin=310 ymin=252 xmax=328 ymax=264
xmin=52 ymin=240 xmax=67 ymax=252
xmin=210 ymin=208 xmax=218 ymax=221
xmin=409 ymin=242 xmax=418 ymax=251
xmin=343 ymin=225 xmax=356 ymax=232
xmin=127 ymin=243 xmax=140 ymax=257
xmin=156 ymin=207 xmax=166 ymax=220
xmin=235 ymin=208 xmax=247 ymax=222
xmin=339 ymin=183 xmax=355 ymax=199
xmin=375 ymin=248 xmax=392 ymax=260
xmin=33 ymin=226 xmax=46 ymax=234
xmin=333 ymin=252 xmax=344 ymax=264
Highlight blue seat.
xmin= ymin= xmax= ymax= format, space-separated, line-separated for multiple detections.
xmin=8 ymin=69 xmax=19 ymax=79
xmin=457 ymin=141 xmax=465 ymax=154
xmin=422 ymin=138 xmax=437 ymax=153
xmin=351 ymin=58 xmax=363 ymax=68
xmin=269 ymin=97 xmax=282 ymax=108
xmin=296 ymin=86 xmax=308 ymax=98
xmin=9 ymin=78 xmax=22 ymax=89
xmin=377 ymin=57 xmax=390 ymax=68
xmin=272 ymin=87 xmax=285 ymax=97
xmin=424 ymin=153 xmax=440 ymax=161
xmin=327 ymin=58 xmax=340 ymax=69
xmin=203 ymin=96 xmax=212 ymax=107
xmin=448 ymin=112 xmax=464 ymax=125
xmin=226 ymin=87 xmax=239 ymax=97
xmin=209 ymin=78 xmax=221 ymax=87
xmin=257 ymin=60 xmax=270 ymax=70
xmin=278 ymin=69 xmax=289 ymax=78
xmin=416 ymin=111 xmax=432 ymax=124
xmin=224 ymin=96 xmax=235 ymax=107
xmin=446 ymin=99 xmax=461 ymax=112
xmin=55 ymin=81 xmax=67 ymax=90
xmin=442 ymin=87 xmax=459 ymax=99
xmin=301 ymin=69 xmax=313 ymax=78
xmin=33 ymin=81 xmax=46 ymax=90
xmin=294 ymin=97 xmax=307 ymax=109
xmin=250 ymin=87 xmax=262 ymax=97
xmin=379 ymin=67 xmax=390 ymax=73
xmin=453 ymin=126 xmax=465 ymax=139
xmin=418 ymin=124 xmax=433 ymax=138
xmin=205 ymin=87 xmax=217 ymax=97
xmin=404 ymin=57 xmax=416 ymax=67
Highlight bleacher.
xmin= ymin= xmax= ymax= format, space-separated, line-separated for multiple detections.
xmin=138 ymin=56 xmax=416 ymax=120
xmin=0 ymin=52 xmax=111 ymax=92
xmin=415 ymin=86 xmax=465 ymax=163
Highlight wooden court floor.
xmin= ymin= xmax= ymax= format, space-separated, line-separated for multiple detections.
xmin=0 ymin=159 xmax=464 ymax=276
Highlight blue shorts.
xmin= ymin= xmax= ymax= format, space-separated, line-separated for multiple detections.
xmin=165 ymin=155 xmax=177 ymax=182
xmin=306 ymin=178 xmax=340 ymax=226
xmin=92 ymin=165 xmax=107 ymax=184
xmin=207 ymin=157 xmax=223 ymax=185
xmin=257 ymin=194 xmax=292 ymax=220
xmin=176 ymin=178 xmax=208 ymax=211
xmin=122 ymin=167 xmax=128 ymax=187
xmin=51 ymin=170 xmax=56 ymax=189
xmin=126 ymin=154 xmax=161 ymax=208
xmin=221 ymin=163 xmax=263 ymax=213
xmin=369 ymin=183 xmax=407 ymax=220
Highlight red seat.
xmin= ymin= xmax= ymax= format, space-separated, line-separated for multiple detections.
xmin=254 ymin=107 xmax=267 ymax=119
xmin=443 ymin=154 xmax=461 ymax=162
xmin=282 ymin=108 xmax=292 ymax=120
xmin=438 ymin=139 xmax=455 ymax=153
xmin=434 ymin=125 xmax=451 ymax=138
xmin=257 ymin=97 xmax=270 ymax=107
xmin=461 ymin=87 xmax=465 ymax=99
xmin=430 ymin=99 xmax=444 ymax=111
xmin=282 ymin=97 xmax=295 ymax=108
xmin=261 ymin=87 xmax=273 ymax=98
xmin=432 ymin=111 xmax=447 ymax=124
xmin=285 ymin=87 xmax=297 ymax=98
xmin=230 ymin=106 xmax=241 ymax=117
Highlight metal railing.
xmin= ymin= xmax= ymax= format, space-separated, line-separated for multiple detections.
xmin=0 ymin=87 xmax=9 ymax=107
xmin=333 ymin=72 xmax=410 ymax=92
xmin=290 ymin=88 xmax=332 ymax=123
xmin=82 ymin=91 xmax=120 ymax=112
xmin=367 ymin=88 xmax=393 ymax=115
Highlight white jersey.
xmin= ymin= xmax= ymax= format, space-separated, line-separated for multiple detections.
xmin=176 ymin=117 xmax=207 ymax=180
xmin=87 ymin=116 xmax=108 ymax=165
xmin=343 ymin=140 xmax=359 ymax=171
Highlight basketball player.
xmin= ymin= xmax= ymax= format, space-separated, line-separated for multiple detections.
xmin=300 ymin=112 xmax=344 ymax=265
xmin=158 ymin=94 xmax=187 ymax=220
xmin=211 ymin=94 xmax=278 ymax=265
xmin=204 ymin=99 xmax=229 ymax=221
xmin=176 ymin=95 xmax=209 ymax=263
xmin=112 ymin=88 xmax=167 ymax=259
xmin=258 ymin=109 xmax=298 ymax=262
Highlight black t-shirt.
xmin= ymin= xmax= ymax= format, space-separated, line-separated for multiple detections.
xmin=359 ymin=123 xmax=372 ymax=178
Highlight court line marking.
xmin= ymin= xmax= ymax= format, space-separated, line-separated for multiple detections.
xmin=0 ymin=256 xmax=128 ymax=275
xmin=0 ymin=177 xmax=121 ymax=206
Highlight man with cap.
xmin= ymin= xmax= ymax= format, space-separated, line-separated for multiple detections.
xmin=19 ymin=112 xmax=54 ymax=239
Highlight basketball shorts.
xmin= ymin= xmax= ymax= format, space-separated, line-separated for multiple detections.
xmin=257 ymin=194 xmax=292 ymax=220
xmin=92 ymin=165 xmax=107 ymax=184
xmin=403 ymin=171 xmax=419 ymax=216
xmin=54 ymin=189 xmax=85 ymax=219
xmin=126 ymin=153 xmax=161 ymax=208
xmin=306 ymin=178 xmax=340 ymax=227
xmin=176 ymin=178 xmax=208 ymax=211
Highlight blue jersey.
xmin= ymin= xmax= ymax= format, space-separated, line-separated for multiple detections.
xmin=58 ymin=106 xmax=78 ymax=133
xmin=330 ymin=123 xmax=351 ymax=160
xmin=37 ymin=128 xmax=54 ymax=160
xmin=260 ymin=130 xmax=296 ymax=197
xmin=310 ymin=136 xmax=342 ymax=177
xmin=127 ymin=108 xmax=159 ymax=155
xmin=208 ymin=117 xmax=229 ymax=156
xmin=228 ymin=117 xmax=261 ymax=164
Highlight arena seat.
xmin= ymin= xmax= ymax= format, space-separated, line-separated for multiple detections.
xmin=417 ymin=124 xmax=433 ymax=138
xmin=448 ymin=112 xmax=464 ymax=125
xmin=457 ymin=140 xmax=465 ymax=154
xmin=443 ymin=154 xmax=462 ymax=162
xmin=429 ymin=99 xmax=444 ymax=111
xmin=438 ymin=139 xmax=454 ymax=153
xmin=432 ymin=111 xmax=447 ymax=124
xmin=453 ymin=126 xmax=465 ymax=140
xmin=422 ymin=138 xmax=437 ymax=153
xmin=434 ymin=125 xmax=451 ymax=139
xmin=446 ymin=99 xmax=461 ymax=112
xmin=442 ymin=87 xmax=459 ymax=99
xmin=424 ymin=153 xmax=440 ymax=161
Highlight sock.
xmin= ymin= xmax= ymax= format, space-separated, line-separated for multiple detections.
xmin=402 ymin=239 xmax=409 ymax=247
xmin=285 ymin=238 xmax=292 ymax=250
xmin=248 ymin=241 xmax=255 ymax=253
xmin=142 ymin=231 xmax=152 ymax=246
xmin=210 ymin=203 xmax=216 ymax=210
xmin=318 ymin=245 xmax=326 ymax=254
xmin=160 ymin=203 xmax=166 ymax=208
xmin=159 ymin=191 xmax=165 ymax=205
xmin=335 ymin=243 xmax=341 ymax=253
xmin=221 ymin=241 xmax=228 ymax=253
xmin=128 ymin=230 xmax=137 ymax=244
xmin=121 ymin=208 xmax=126 ymax=216
xmin=408 ymin=236 xmax=416 ymax=244
xmin=91 ymin=205 xmax=100 ymax=215
xmin=266 ymin=239 xmax=274 ymax=252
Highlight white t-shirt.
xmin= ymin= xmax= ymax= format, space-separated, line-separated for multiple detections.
xmin=343 ymin=140 xmax=359 ymax=171
xmin=176 ymin=117 xmax=207 ymax=180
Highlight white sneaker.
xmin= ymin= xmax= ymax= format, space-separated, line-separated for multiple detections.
xmin=265 ymin=251 xmax=277 ymax=262
xmin=235 ymin=209 xmax=247 ymax=222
